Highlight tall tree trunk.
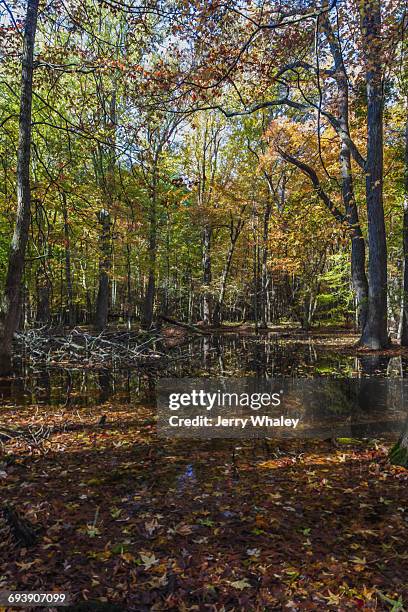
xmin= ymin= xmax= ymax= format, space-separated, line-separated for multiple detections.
xmin=143 ymin=270 xmax=155 ymax=329
xmin=35 ymin=203 xmax=51 ymax=325
xmin=359 ymin=0 xmax=388 ymax=349
xmin=253 ymin=215 xmax=259 ymax=333
xmin=94 ymin=209 xmax=111 ymax=331
xmin=213 ymin=220 xmax=243 ymax=324
xmin=214 ymin=245 xmax=233 ymax=324
xmin=399 ymin=112 xmax=408 ymax=345
xmin=342 ymin=146 xmax=369 ymax=332
xmin=62 ymin=193 xmax=74 ymax=326
xmin=0 ymin=0 xmax=39 ymax=373
xmin=126 ymin=242 xmax=132 ymax=330
xmin=322 ymin=12 xmax=369 ymax=331
xmin=142 ymin=174 xmax=157 ymax=329
xmin=202 ymin=223 xmax=212 ymax=325
xmin=260 ymin=202 xmax=272 ymax=328
xmin=94 ymin=88 xmax=116 ymax=331
xmin=35 ymin=272 xmax=51 ymax=324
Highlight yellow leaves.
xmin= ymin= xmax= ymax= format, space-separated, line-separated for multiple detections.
xmin=109 ymin=506 xmax=122 ymax=519
xmin=86 ymin=478 xmax=103 ymax=486
xmin=323 ymin=590 xmax=343 ymax=605
xmin=139 ymin=551 xmax=159 ymax=570
xmin=255 ymin=515 xmax=269 ymax=529
xmin=350 ymin=555 xmax=367 ymax=572
xmin=284 ymin=568 xmax=300 ymax=583
xmin=358 ymin=529 xmax=379 ymax=538
xmin=89 ymin=550 xmax=112 ymax=562
xmin=230 ymin=578 xmax=251 ymax=590
xmin=120 ymin=552 xmax=135 ymax=564
xmin=15 ymin=559 xmax=40 ymax=570
xmin=265 ymin=117 xmax=339 ymax=173
xmin=257 ymin=459 xmax=279 ymax=469
xmin=85 ymin=526 xmax=101 ymax=538
xmin=360 ymin=585 xmax=376 ymax=601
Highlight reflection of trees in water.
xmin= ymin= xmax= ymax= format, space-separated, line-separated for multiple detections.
xmin=391 ymin=424 xmax=408 ymax=467
xmin=359 ymin=355 xmax=391 ymax=376
xmin=4 ymin=339 xmax=408 ymax=412
xmin=351 ymin=356 xmax=391 ymax=439
xmin=35 ymin=369 xmax=51 ymax=403
xmin=356 ymin=355 xmax=390 ymax=415
xmin=203 ymin=336 xmax=211 ymax=368
xmin=139 ymin=373 xmax=156 ymax=405
xmin=390 ymin=357 xmax=408 ymax=467
xmin=64 ymin=370 xmax=72 ymax=407
xmin=123 ymin=371 xmax=132 ymax=403
xmin=0 ymin=376 xmax=25 ymax=404
xmin=212 ymin=336 xmax=225 ymax=374
xmin=317 ymin=380 xmax=354 ymax=416
xmin=165 ymin=335 xmax=402 ymax=379
xmin=98 ymin=370 xmax=112 ymax=404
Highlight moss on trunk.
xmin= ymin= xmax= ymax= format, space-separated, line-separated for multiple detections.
xmin=389 ymin=440 xmax=408 ymax=468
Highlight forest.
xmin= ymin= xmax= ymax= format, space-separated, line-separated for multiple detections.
xmin=1 ymin=0 xmax=408 ymax=610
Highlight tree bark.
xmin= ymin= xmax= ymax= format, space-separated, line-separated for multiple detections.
xmin=143 ymin=269 xmax=156 ymax=329
xmin=34 ymin=203 xmax=51 ymax=325
xmin=62 ymin=193 xmax=74 ymax=327
xmin=321 ymin=13 xmax=369 ymax=330
xmin=260 ymin=203 xmax=272 ymax=328
xmin=35 ymin=274 xmax=51 ymax=324
xmin=0 ymin=0 xmax=39 ymax=373
xmin=126 ymin=242 xmax=132 ymax=330
xmin=337 ymin=82 xmax=368 ymax=333
xmin=142 ymin=172 xmax=157 ymax=329
xmin=213 ymin=216 xmax=245 ymax=324
xmin=94 ymin=209 xmax=111 ymax=331
xmin=253 ymin=213 xmax=259 ymax=333
xmin=399 ymin=111 xmax=408 ymax=345
xmin=94 ymin=87 xmax=116 ymax=331
xmin=202 ymin=223 xmax=212 ymax=325
xmin=359 ymin=0 xmax=388 ymax=349
xmin=337 ymin=138 xmax=369 ymax=332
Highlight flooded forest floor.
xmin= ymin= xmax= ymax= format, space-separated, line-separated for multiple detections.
xmin=1 ymin=327 xmax=408 ymax=611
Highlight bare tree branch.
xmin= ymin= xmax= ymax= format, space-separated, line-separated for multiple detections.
xmin=276 ymin=146 xmax=347 ymax=225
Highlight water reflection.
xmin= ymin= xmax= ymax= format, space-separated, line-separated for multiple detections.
xmin=0 ymin=334 xmax=405 ymax=407
xmin=177 ymin=464 xmax=196 ymax=491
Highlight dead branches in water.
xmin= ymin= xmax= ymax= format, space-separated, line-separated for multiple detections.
xmin=0 ymin=423 xmax=52 ymax=454
xmin=15 ymin=328 xmax=167 ymax=369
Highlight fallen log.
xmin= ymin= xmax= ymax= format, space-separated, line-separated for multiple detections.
xmin=0 ymin=425 xmax=26 ymax=442
xmin=158 ymin=315 xmax=212 ymax=335
xmin=0 ymin=424 xmax=52 ymax=446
